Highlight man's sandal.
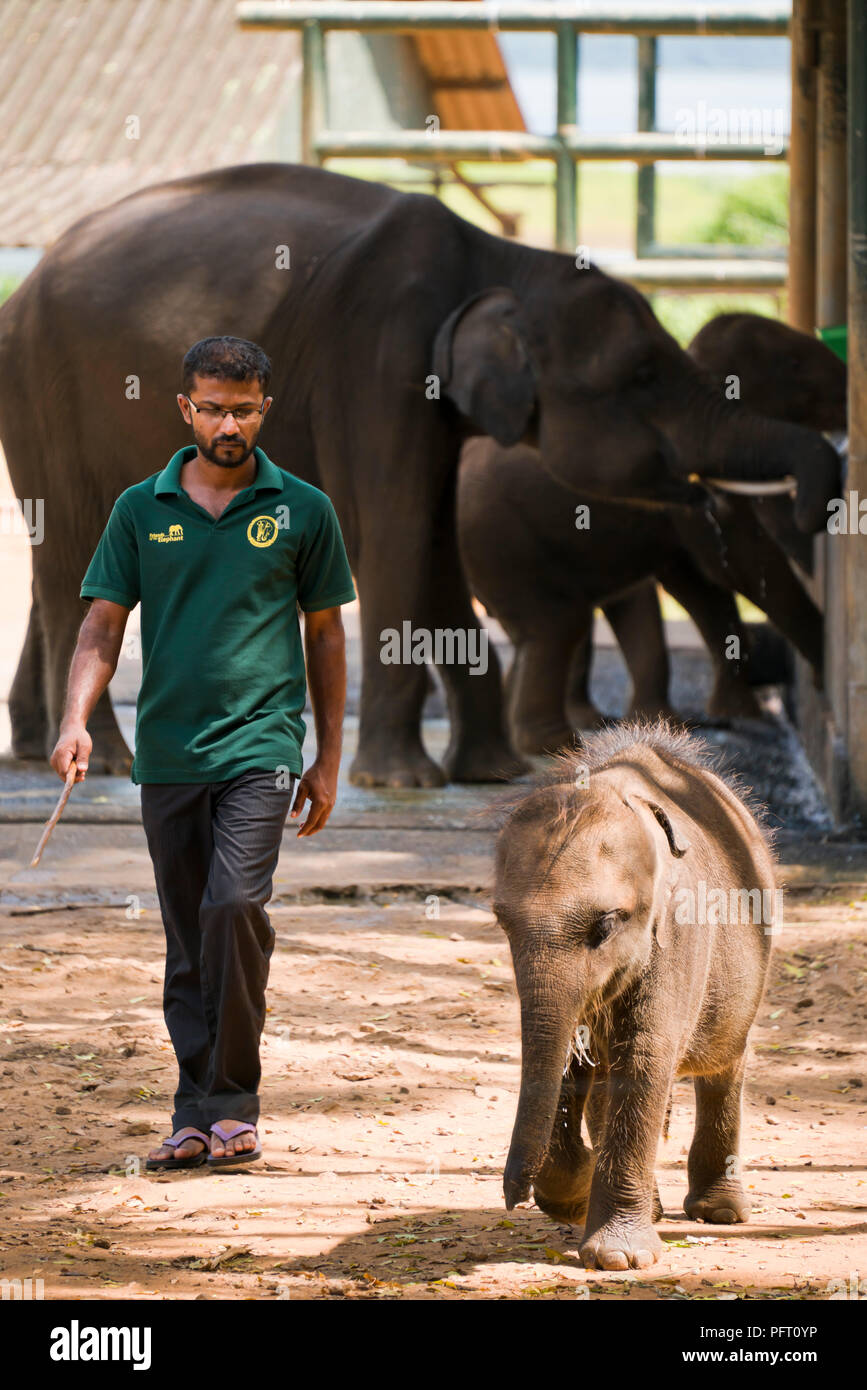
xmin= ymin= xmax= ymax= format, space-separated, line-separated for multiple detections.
xmin=145 ymin=1127 xmax=210 ymax=1171
xmin=207 ymin=1121 xmax=262 ymax=1168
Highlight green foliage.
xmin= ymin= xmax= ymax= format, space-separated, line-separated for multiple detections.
xmin=699 ymin=171 xmax=788 ymax=247
xmin=651 ymin=170 xmax=789 ymax=345
xmin=653 ymin=291 xmax=786 ymax=348
xmin=0 ymin=274 xmax=22 ymax=307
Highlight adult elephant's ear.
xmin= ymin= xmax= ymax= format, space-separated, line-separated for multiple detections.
xmin=432 ymin=288 xmax=537 ymax=446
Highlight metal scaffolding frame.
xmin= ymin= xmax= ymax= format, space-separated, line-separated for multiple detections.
xmin=237 ymin=0 xmax=792 ymax=290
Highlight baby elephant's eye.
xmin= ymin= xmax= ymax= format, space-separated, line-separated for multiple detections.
xmin=591 ymin=911 xmax=622 ymax=946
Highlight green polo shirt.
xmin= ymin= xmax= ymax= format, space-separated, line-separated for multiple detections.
xmin=80 ymin=445 xmax=356 ymax=785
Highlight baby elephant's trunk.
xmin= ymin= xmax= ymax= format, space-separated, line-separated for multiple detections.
xmin=503 ymin=974 xmax=577 ymax=1208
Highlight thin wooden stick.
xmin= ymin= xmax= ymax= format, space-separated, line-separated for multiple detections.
xmin=29 ymin=760 xmax=77 ymax=867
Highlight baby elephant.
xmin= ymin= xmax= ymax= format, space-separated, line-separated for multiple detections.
xmin=493 ymin=722 xmax=776 ymax=1270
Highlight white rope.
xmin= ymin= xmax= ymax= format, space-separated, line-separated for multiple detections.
xmin=569 ymin=1025 xmax=596 ymax=1070
xmin=699 ymin=476 xmax=797 ymax=497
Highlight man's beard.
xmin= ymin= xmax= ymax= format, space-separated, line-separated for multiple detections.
xmin=196 ymin=432 xmax=257 ymax=468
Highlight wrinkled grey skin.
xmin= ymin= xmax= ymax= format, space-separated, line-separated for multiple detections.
xmin=0 ymin=166 xmax=839 ymax=784
xmin=494 ymin=723 xmax=775 ymax=1270
xmin=458 ymin=313 xmax=844 ymax=750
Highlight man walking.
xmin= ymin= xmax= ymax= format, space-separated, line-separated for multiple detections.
xmin=50 ymin=336 xmax=356 ymax=1169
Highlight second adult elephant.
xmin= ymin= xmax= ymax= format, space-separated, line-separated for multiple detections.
xmin=458 ymin=441 xmax=823 ymax=754
xmin=688 ymin=310 xmax=846 ymax=575
xmin=559 ymin=311 xmax=846 ymax=729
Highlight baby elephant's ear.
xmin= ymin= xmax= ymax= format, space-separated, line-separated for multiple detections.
xmin=642 ymin=800 xmax=690 ymax=859
xmin=626 ymin=796 xmax=690 ymax=951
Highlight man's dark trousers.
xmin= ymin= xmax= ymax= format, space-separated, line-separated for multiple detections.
xmin=140 ymin=769 xmax=296 ymax=1133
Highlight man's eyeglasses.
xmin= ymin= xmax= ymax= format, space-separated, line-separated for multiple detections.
xmin=184 ymin=396 xmax=266 ymax=423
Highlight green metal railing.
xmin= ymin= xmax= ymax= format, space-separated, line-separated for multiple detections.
xmin=237 ymin=1 xmax=792 ymax=289
xmin=636 ymin=34 xmax=657 ymax=257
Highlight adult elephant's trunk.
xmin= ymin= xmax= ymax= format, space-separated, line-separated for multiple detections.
xmin=503 ymin=964 xmax=578 ymax=1210
xmin=684 ymin=404 xmax=841 ymax=534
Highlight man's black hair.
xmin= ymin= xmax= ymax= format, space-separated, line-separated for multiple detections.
xmin=182 ymin=336 xmax=271 ymax=395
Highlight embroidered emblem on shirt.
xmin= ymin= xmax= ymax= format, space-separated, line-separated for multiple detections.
xmin=149 ymin=523 xmax=184 ymax=543
xmin=247 ymin=515 xmax=279 ymax=548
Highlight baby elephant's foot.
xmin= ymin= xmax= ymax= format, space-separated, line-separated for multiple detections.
xmin=580 ymin=1219 xmax=663 ymax=1271
xmin=684 ymin=1181 xmax=751 ymax=1225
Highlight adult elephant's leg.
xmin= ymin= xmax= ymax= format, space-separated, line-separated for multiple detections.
xmin=531 ymin=1054 xmax=597 ymax=1225
xmin=427 ymin=492 xmax=527 ymax=782
xmin=657 ymin=554 xmax=762 ymax=720
xmin=508 ymin=606 xmax=593 ymax=755
xmin=350 ymin=551 xmax=444 ymax=787
xmin=564 ymin=630 xmax=605 ymax=731
xmin=9 ymin=594 xmax=48 ymax=758
xmin=685 ymin=1057 xmax=752 ymax=1224
xmin=37 ymin=569 xmax=132 ymax=774
xmin=311 ymin=398 xmax=456 ymax=787
xmin=602 ymin=582 xmax=676 ymax=721
xmin=339 ymin=459 xmax=462 ymax=785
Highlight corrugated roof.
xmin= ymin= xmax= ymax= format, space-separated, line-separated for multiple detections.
xmin=0 ymin=0 xmax=524 ymax=248
xmin=408 ymin=2 xmax=525 ymax=133
xmin=0 ymin=0 xmax=302 ymax=246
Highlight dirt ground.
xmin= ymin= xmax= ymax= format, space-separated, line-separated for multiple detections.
xmin=0 ymin=883 xmax=865 ymax=1301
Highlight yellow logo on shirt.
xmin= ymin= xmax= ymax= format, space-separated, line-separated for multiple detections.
xmin=247 ymin=515 xmax=278 ymax=548
xmin=149 ymin=523 xmax=184 ymax=543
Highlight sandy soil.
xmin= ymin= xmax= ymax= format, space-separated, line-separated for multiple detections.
xmin=0 ymin=884 xmax=865 ymax=1302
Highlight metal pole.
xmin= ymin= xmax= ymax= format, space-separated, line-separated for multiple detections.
xmin=313 ymin=129 xmax=785 ymax=159
xmin=556 ymin=23 xmax=579 ymax=253
xmin=814 ymin=0 xmax=849 ymax=780
xmin=636 ymin=35 xmax=657 ymax=257
xmin=301 ymin=20 xmax=326 ymax=165
xmin=847 ymin=0 xmax=867 ymax=818
xmin=788 ymin=1 xmax=820 ymax=784
xmin=788 ymin=0 xmax=818 ymax=331
xmin=239 ymin=3 xmax=791 ymax=38
xmin=816 ymin=0 xmax=848 ymax=327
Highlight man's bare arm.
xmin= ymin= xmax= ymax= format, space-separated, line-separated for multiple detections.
xmin=49 ymin=599 xmax=131 ymax=781
xmin=290 ymin=606 xmax=346 ymax=837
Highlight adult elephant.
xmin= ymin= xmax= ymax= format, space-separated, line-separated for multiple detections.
xmin=459 ymin=313 xmax=844 ymax=753
xmin=459 ymin=442 xmax=821 ymax=753
xmin=0 ymin=164 xmax=839 ymax=785
xmin=688 ymin=310 xmax=846 ymax=576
